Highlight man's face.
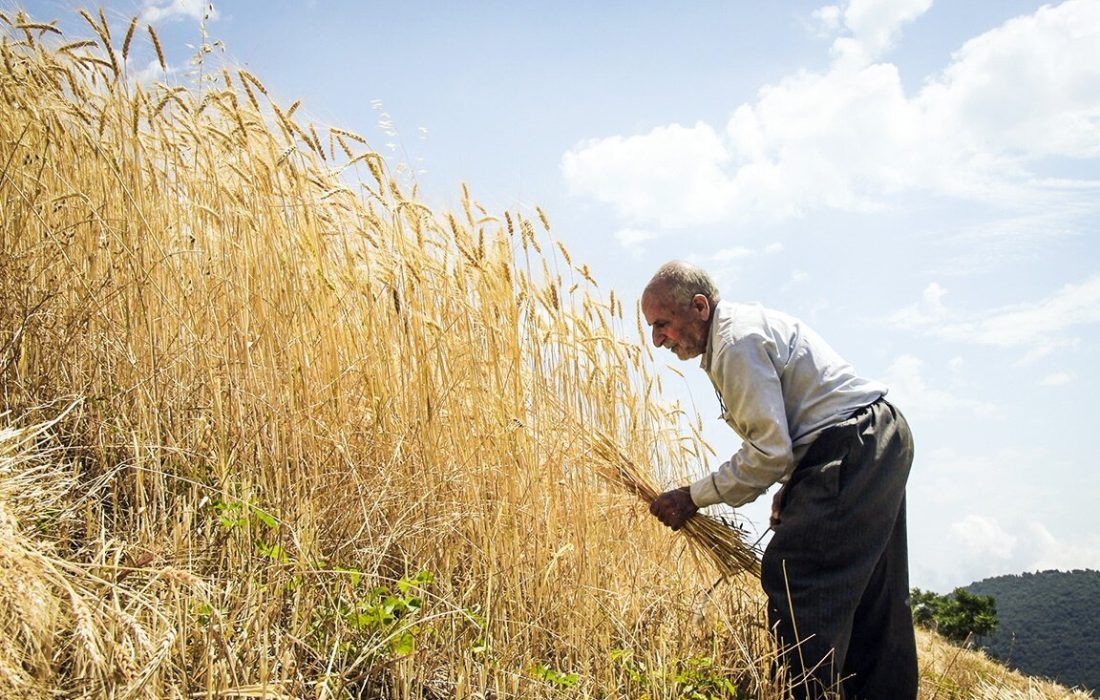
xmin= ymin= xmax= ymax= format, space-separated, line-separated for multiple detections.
xmin=641 ymin=289 xmax=711 ymax=361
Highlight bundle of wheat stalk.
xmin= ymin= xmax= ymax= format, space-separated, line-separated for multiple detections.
xmin=587 ymin=429 xmax=762 ymax=577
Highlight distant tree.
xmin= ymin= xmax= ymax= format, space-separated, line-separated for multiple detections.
xmin=938 ymin=589 xmax=998 ymax=644
xmin=910 ymin=588 xmax=940 ymax=628
xmin=911 ymin=587 xmax=998 ymax=646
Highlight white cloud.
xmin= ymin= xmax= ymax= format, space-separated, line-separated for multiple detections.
xmin=712 ymin=247 xmax=753 ymax=262
xmin=811 ymin=5 xmax=842 ymax=34
xmin=1040 ymin=371 xmax=1075 ymax=386
xmin=764 ymin=242 xmax=784 ymax=254
xmin=127 ymin=58 xmax=170 ymax=85
xmin=562 ymin=0 xmax=1100 ymax=232
xmin=886 ymin=274 xmax=1100 ymax=363
xmin=561 ymin=123 xmax=732 ymax=228
xmin=1025 ymin=522 xmax=1100 ymax=571
xmin=831 ymin=0 xmax=934 ymax=64
xmin=614 ymin=228 xmax=657 ymax=257
xmin=882 ymin=354 xmax=996 ymax=421
xmin=942 ymin=275 xmax=1100 ymax=348
xmin=889 ymin=282 xmax=950 ymax=328
xmin=140 ymin=0 xmax=218 ymax=24
xmin=916 ymin=514 xmax=1100 ymax=590
xmin=926 ymin=0 xmax=1100 ymax=161
xmin=922 ymin=282 xmax=947 ymax=309
xmin=909 ymin=445 xmax=1100 ymax=589
xmin=951 ymin=514 xmax=1017 ymax=560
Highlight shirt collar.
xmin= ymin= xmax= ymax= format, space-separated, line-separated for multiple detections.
xmin=699 ymin=299 xmax=726 ymax=372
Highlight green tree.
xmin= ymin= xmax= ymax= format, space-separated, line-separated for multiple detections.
xmin=911 ymin=587 xmax=998 ymax=645
xmin=937 ymin=589 xmax=998 ymax=644
xmin=910 ymin=588 xmax=940 ymax=628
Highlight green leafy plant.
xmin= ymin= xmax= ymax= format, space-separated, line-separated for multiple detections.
xmin=611 ymin=647 xmax=649 ymax=685
xmin=256 ymin=541 xmax=289 ymax=563
xmin=612 ymin=649 xmax=743 ymax=699
xmin=461 ymin=604 xmax=493 ymax=658
xmin=211 ymin=498 xmax=278 ymax=531
xmin=308 ymin=568 xmax=435 ymax=665
xmin=213 ymin=499 xmax=249 ymax=530
xmin=210 ymin=498 xmax=287 ymax=565
xmin=668 ymin=655 xmax=740 ymax=699
xmin=194 ymin=602 xmax=214 ymax=627
xmin=528 ymin=662 xmax=579 ymax=689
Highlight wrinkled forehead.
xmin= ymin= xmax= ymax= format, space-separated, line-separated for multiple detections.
xmin=643 ymin=280 xmax=686 ymax=307
xmin=641 ymin=286 xmax=678 ymax=323
xmin=642 ymin=279 xmax=672 ymax=303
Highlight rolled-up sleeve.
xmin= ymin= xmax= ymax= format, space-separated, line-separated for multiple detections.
xmin=689 ymin=333 xmax=794 ymax=508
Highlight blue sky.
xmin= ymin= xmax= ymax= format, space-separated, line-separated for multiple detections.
xmin=16 ymin=0 xmax=1100 ymax=592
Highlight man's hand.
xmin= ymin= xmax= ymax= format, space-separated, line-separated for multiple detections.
xmin=649 ymin=486 xmax=699 ymax=531
xmin=770 ymin=483 xmax=788 ymax=528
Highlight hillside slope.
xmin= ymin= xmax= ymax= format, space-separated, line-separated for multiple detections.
xmin=968 ymin=570 xmax=1100 ymax=694
xmin=916 ymin=628 xmax=1094 ymax=699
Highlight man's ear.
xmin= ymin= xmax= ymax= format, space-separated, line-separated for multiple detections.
xmin=692 ymin=293 xmax=711 ymax=321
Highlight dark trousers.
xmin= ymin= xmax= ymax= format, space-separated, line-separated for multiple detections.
xmin=761 ymin=399 xmax=918 ymax=700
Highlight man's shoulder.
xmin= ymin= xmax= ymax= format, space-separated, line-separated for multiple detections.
xmin=714 ymin=301 xmax=782 ymax=343
xmin=710 ymin=304 xmax=778 ymax=369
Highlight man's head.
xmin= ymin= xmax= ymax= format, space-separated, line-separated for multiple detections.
xmin=641 ymin=261 xmax=720 ymax=361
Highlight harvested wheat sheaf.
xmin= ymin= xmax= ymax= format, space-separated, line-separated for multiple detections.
xmin=588 ymin=430 xmax=762 ymax=577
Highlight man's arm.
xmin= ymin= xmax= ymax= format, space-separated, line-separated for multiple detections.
xmin=691 ymin=333 xmax=795 ymax=508
xmin=650 ymin=333 xmax=795 ymax=531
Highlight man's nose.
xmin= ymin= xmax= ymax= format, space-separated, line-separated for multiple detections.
xmin=651 ymin=328 xmax=664 ymax=347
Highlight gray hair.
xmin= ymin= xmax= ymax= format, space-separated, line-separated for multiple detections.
xmin=644 ymin=260 xmax=720 ymax=307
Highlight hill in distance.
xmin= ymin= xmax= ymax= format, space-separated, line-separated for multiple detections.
xmin=967 ymin=569 xmax=1100 ymax=696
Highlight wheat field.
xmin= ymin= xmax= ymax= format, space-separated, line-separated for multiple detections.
xmin=0 ymin=10 xmax=1092 ymax=699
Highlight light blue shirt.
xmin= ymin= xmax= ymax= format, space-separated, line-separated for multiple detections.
xmin=689 ymin=300 xmax=887 ymax=508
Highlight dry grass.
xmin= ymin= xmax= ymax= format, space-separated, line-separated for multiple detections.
xmin=0 ymin=9 xmax=1089 ymax=699
xmin=915 ymin=629 xmax=1093 ymax=699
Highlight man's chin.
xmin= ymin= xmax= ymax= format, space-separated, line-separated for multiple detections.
xmin=671 ymin=347 xmax=698 ymax=361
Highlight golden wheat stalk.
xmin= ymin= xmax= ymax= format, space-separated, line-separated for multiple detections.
xmin=587 ymin=429 xmax=761 ymax=577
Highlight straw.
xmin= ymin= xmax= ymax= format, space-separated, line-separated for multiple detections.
xmin=588 ymin=429 xmax=762 ymax=578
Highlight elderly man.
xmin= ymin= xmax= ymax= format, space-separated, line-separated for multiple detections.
xmin=644 ymin=261 xmax=917 ymax=700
